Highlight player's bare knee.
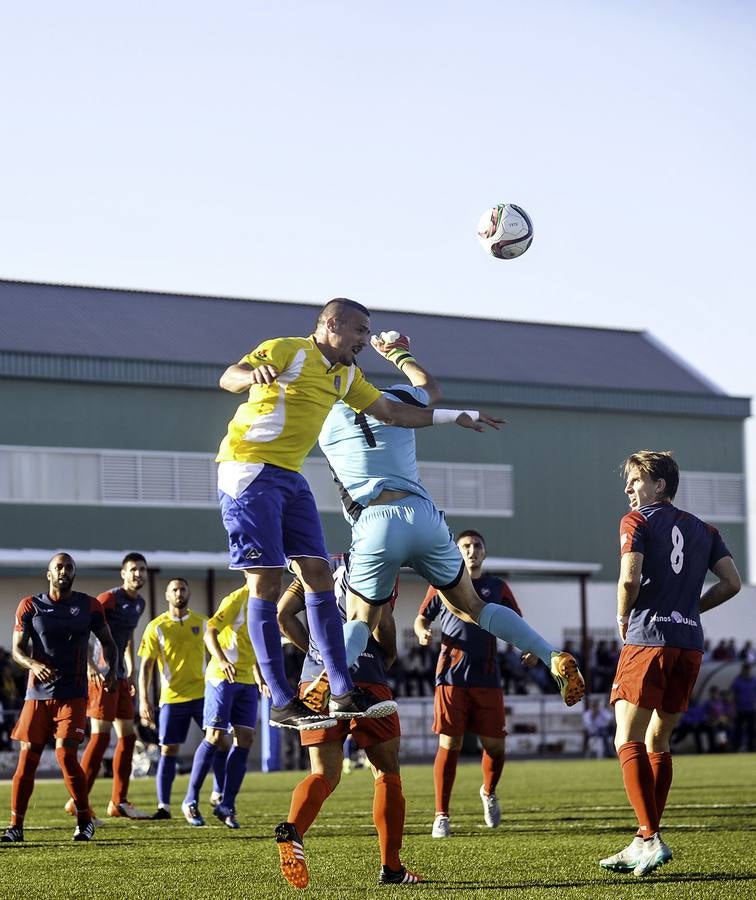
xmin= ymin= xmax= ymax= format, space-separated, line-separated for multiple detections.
xmin=161 ymin=744 xmax=180 ymax=756
xmin=233 ymin=726 xmax=255 ymax=749
xmin=244 ymin=569 xmax=282 ymax=602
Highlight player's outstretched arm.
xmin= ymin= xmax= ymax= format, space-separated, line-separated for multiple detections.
xmin=365 ymin=395 xmax=503 ymax=432
xmin=219 ymin=362 xmax=280 ymax=392
xmin=370 ymin=331 xmax=442 ymax=404
xmin=700 ymin=556 xmax=742 ymax=613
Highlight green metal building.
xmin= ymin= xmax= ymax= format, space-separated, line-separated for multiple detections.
xmin=0 ymin=279 xmax=749 ymax=644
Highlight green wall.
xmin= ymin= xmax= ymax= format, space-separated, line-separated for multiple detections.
xmin=0 ymin=378 xmax=747 ymax=580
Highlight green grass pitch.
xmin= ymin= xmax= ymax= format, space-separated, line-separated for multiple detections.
xmin=1 ymin=754 xmax=755 ymax=899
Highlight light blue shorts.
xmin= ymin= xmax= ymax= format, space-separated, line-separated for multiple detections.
xmin=346 ymin=494 xmax=464 ymax=604
xmin=203 ymin=681 xmax=259 ymax=731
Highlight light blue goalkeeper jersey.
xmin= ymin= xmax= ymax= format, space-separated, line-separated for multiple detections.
xmin=318 ymin=384 xmax=433 ymax=519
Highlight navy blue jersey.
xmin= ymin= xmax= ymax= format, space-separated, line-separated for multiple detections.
xmin=97 ymin=587 xmax=146 ymax=678
xmin=299 ymin=555 xmax=395 ymax=685
xmin=14 ymin=591 xmax=106 ymax=700
xmin=419 ymin=574 xmax=521 ymax=688
xmin=620 ymin=502 xmax=731 ymax=651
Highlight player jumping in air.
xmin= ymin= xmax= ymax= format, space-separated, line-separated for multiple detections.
xmin=215 ymin=297 xmax=501 ymax=730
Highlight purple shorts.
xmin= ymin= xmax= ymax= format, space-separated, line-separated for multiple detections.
xmin=219 ymin=464 xmax=329 ymax=569
xmin=203 ymin=681 xmax=259 ymax=731
xmin=158 ymin=698 xmax=204 ymax=746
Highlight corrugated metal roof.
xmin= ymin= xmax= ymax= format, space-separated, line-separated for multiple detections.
xmin=0 ymin=278 xmax=724 ymax=394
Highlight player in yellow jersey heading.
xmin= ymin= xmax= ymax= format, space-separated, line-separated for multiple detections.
xmin=138 ymin=578 xmax=207 ymax=820
xmin=216 ymin=297 xmax=502 ymax=730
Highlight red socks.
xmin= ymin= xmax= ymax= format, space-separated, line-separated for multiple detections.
xmin=373 ymin=773 xmax=405 ymax=869
xmin=56 ymin=746 xmax=90 ymax=825
xmin=648 ymin=750 xmax=673 ymax=824
xmin=112 ymin=734 xmax=137 ymax=804
xmin=288 ymin=773 xmax=333 ymax=836
xmin=481 ymin=749 xmax=505 ymax=796
xmin=433 ymin=746 xmax=460 ymax=815
xmin=80 ymin=732 xmax=111 ymax=791
xmin=617 ymin=741 xmax=659 ymax=837
xmin=10 ymin=747 xmax=41 ymax=826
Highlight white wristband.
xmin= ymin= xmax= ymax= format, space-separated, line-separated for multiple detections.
xmin=432 ymin=409 xmax=480 ymax=425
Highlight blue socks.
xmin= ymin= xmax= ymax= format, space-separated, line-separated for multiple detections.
xmin=184 ymin=739 xmax=216 ymax=805
xmin=222 ymin=744 xmax=250 ymax=808
xmin=212 ymin=745 xmax=229 ymax=796
xmin=305 ymin=590 xmax=354 ymax=697
xmin=342 ymin=620 xmax=371 ymax=668
xmin=156 ymin=754 xmax=177 ymax=807
xmin=477 ymin=603 xmax=554 ymax=666
xmin=247 ymin=597 xmax=294 ymax=707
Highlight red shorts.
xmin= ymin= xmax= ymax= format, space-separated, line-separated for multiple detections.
xmin=298 ymin=682 xmax=401 ymax=748
xmin=86 ymin=677 xmax=135 ymax=722
xmin=433 ymin=685 xmax=506 ymax=738
xmin=610 ymin=645 xmax=703 ymax=713
xmin=12 ymin=698 xmax=88 ymax=745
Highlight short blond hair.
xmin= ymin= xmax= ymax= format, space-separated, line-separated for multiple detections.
xmin=622 ymin=450 xmax=679 ymax=500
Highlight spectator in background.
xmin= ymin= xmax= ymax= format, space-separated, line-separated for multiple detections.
xmin=738 ymin=641 xmax=755 ymax=664
xmin=583 ymin=698 xmax=614 ymax=758
xmin=703 ymin=686 xmax=732 ymax=752
xmin=499 ymin=643 xmax=529 ymax=695
xmin=671 ymin=699 xmax=710 ymax=754
xmin=711 ymin=639 xmax=731 ymax=661
xmin=730 ymin=664 xmax=755 ymax=752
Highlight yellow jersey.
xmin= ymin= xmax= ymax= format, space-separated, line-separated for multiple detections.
xmin=138 ymin=609 xmax=207 ymax=705
xmin=216 ymin=336 xmax=381 ymax=472
xmin=205 ymin=586 xmax=257 ymax=686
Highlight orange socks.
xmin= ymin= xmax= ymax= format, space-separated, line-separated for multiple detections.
xmin=80 ymin=732 xmax=111 ymax=791
xmin=56 ymin=746 xmax=90 ymax=825
xmin=288 ymin=773 xmax=333 ymax=836
xmin=433 ymin=746 xmax=460 ymax=815
xmin=10 ymin=747 xmax=41 ymax=826
xmin=112 ymin=734 xmax=137 ymax=804
xmin=373 ymin=773 xmax=405 ymax=870
xmin=617 ymin=741 xmax=659 ymax=837
xmin=648 ymin=750 xmax=673 ymax=824
xmin=481 ymin=749 xmax=505 ymax=796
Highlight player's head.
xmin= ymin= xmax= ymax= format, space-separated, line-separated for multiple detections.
xmin=47 ymin=552 xmax=76 ymax=593
xmin=121 ymin=552 xmax=147 ymax=592
xmin=315 ymin=298 xmax=371 ymax=366
xmin=622 ymin=450 xmax=679 ymax=509
xmin=456 ymin=529 xmax=487 ymax=573
xmin=165 ymin=577 xmax=190 ymax=611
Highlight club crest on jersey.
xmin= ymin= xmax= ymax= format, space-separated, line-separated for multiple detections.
xmin=333 ymin=375 xmax=342 ymax=392
xmin=192 ymin=626 xmax=200 ymax=635
xmin=70 ymin=606 xmax=80 ymax=616
xmin=253 ymin=349 xmax=269 ymax=360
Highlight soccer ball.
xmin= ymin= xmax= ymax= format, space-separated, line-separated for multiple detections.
xmin=477 ymin=203 xmax=533 ymax=259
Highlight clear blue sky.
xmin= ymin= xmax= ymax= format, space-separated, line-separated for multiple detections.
xmin=1 ymin=1 xmax=754 ymax=566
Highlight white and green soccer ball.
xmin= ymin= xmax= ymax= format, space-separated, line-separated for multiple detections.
xmin=477 ymin=203 xmax=534 ymax=259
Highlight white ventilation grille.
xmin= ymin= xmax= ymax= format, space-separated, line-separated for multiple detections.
xmin=676 ymin=471 xmax=745 ymax=523
xmin=0 ymin=445 xmax=515 ymax=516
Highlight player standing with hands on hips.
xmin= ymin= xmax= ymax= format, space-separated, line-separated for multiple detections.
xmin=600 ymin=451 xmax=741 ymax=877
